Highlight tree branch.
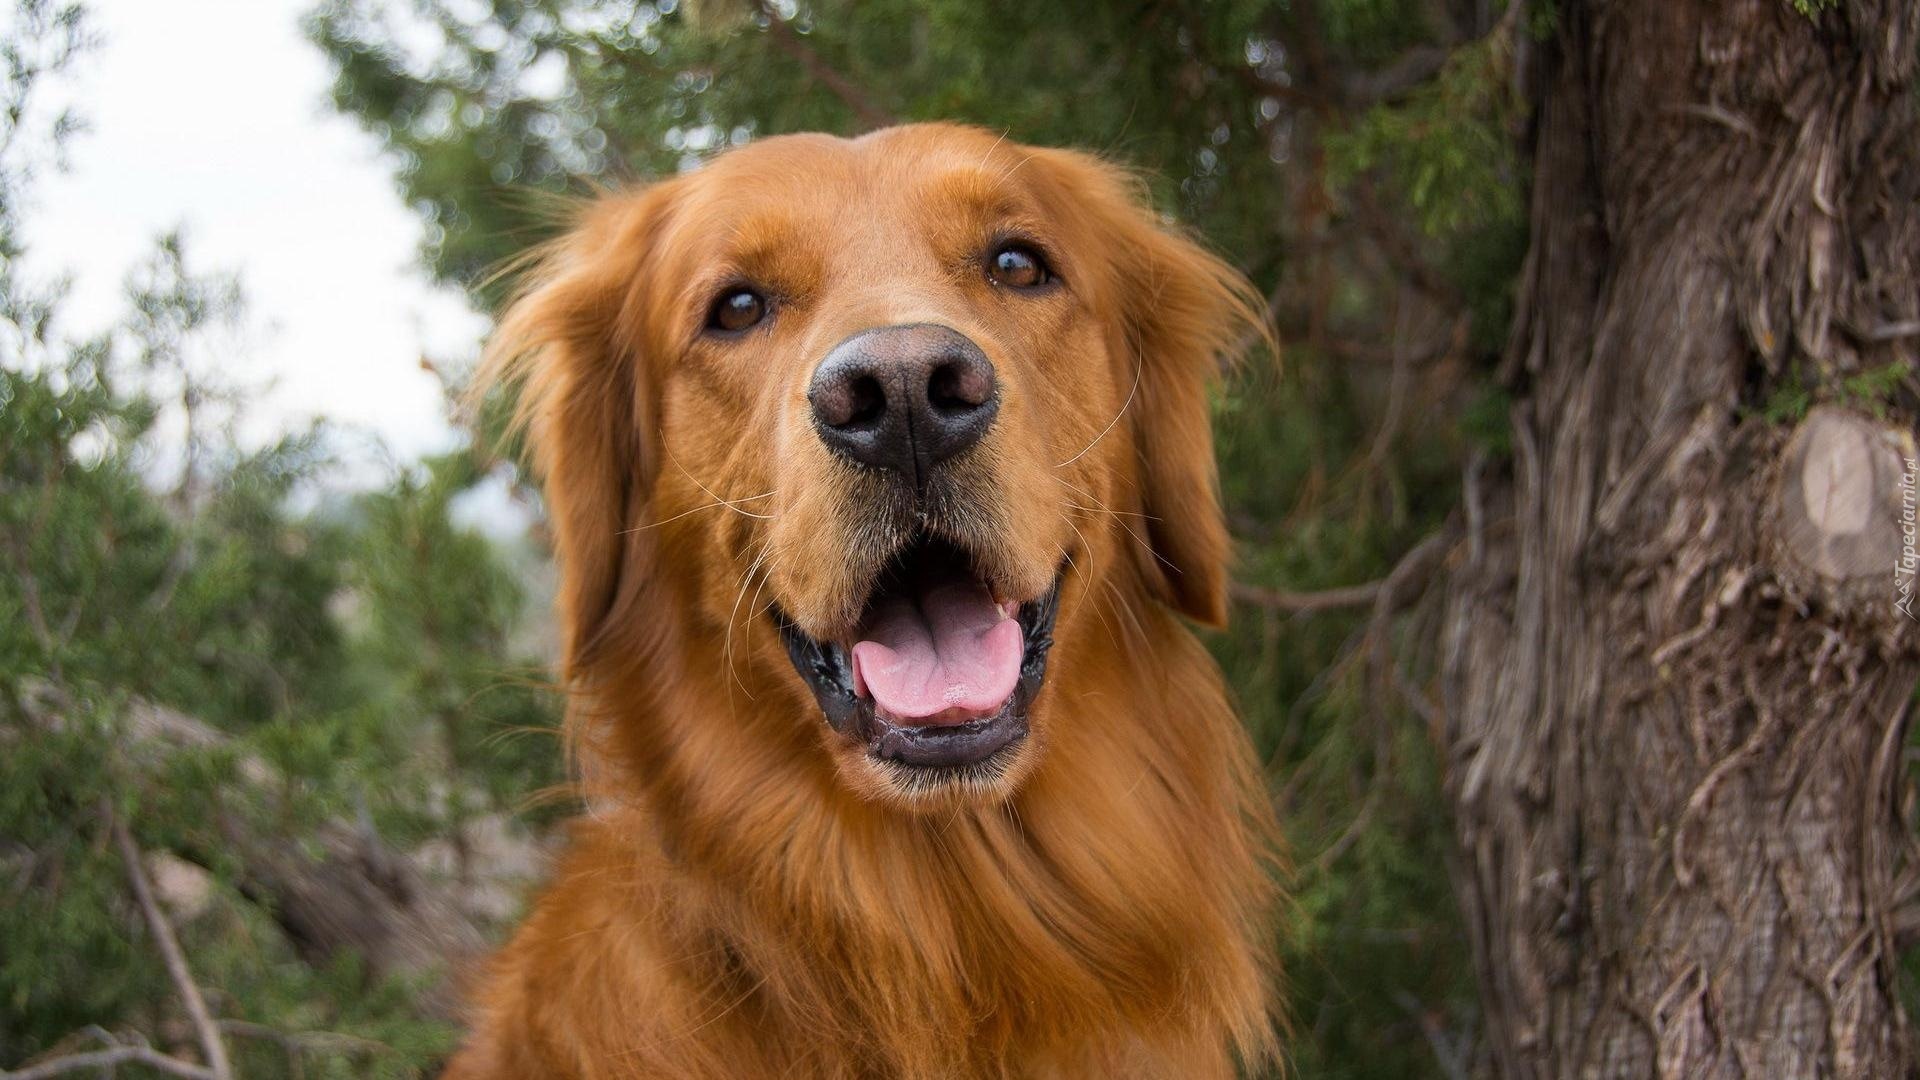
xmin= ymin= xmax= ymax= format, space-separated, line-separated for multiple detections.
xmin=1342 ymin=44 xmax=1451 ymax=105
xmin=1 ymin=1044 xmax=216 ymax=1080
xmin=1232 ymin=529 xmax=1455 ymax=616
xmin=1866 ymin=318 xmax=1920 ymax=342
xmin=756 ymin=3 xmax=896 ymax=131
xmin=1231 ymin=578 xmax=1387 ymax=614
xmin=217 ymin=1018 xmax=396 ymax=1077
xmin=219 ymin=1018 xmax=394 ymax=1057
xmin=110 ymin=812 xmax=233 ymax=1080
xmin=1349 ymin=177 xmax=1463 ymax=307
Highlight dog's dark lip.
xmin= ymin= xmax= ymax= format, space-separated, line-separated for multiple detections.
xmin=773 ymin=544 xmax=1063 ymax=776
xmin=866 ymin=703 xmax=1029 ymax=769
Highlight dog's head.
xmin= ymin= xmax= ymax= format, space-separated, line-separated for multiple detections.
xmin=488 ymin=124 xmax=1263 ymax=810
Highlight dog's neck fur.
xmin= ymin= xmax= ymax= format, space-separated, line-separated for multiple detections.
xmin=567 ymin=583 xmax=1278 ymax=1077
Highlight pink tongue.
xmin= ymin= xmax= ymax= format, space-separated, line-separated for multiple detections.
xmin=850 ymin=580 xmax=1023 ymax=724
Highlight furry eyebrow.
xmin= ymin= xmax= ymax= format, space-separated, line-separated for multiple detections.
xmin=674 ymin=214 xmax=816 ymax=316
xmin=920 ymin=168 xmax=1031 ymax=222
xmin=715 ymin=213 xmax=806 ymax=269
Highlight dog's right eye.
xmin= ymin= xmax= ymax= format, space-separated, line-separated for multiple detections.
xmin=707 ymin=288 xmax=768 ymax=334
xmin=987 ymin=244 xmax=1051 ymax=290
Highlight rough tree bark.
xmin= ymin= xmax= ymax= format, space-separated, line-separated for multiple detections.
xmin=1441 ymin=0 xmax=1920 ymax=1076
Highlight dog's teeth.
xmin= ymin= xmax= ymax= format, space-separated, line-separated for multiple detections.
xmin=1000 ymin=600 xmax=1018 ymax=619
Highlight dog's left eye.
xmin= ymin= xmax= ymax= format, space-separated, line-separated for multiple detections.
xmin=708 ymin=288 xmax=768 ymax=333
xmin=987 ymin=244 xmax=1051 ymax=290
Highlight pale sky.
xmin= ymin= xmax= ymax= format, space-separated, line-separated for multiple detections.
xmin=29 ymin=0 xmax=487 ymax=476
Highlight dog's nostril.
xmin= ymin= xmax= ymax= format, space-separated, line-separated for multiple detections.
xmin=927 ymin=359 xmax=992 ymax=414
xmin=843 ymin=375 xmax=886 ymax=427
xmin=814 ymin=372 xmax=887 ymax=429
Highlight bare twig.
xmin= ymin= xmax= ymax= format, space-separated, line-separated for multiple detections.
xmin=1305 ymin=750 xmax=1388 ymax=872
xmin=216 ymin=1018 xmax=397 ymax=1080
xmin=110 ymin=812 xmax=233 ymax=1080
xmin=219 ymin=1018 xmax=393 ymax=1057
xmin=4 ymin=532 xmax=59 ymax=660
xmin=1233 ymin=529 xmax=1455 ymax=616
xmin=3 ymin=1029 xmax=213 ymax=1080
xmin=1866 ymin=319 xmax=1920 ymax=342
xmin=1266 ymin=531 xmax=1457 ymax=868
xmin=1342 ymin=44 xmax=1451 ymax=105
xmin=1368 ymin=286 xmax=1417 ymax=469
xmin=1 ymin=1043 xmax=216 ymax=1080
xmin=1390 ymin=990 xmax=1475 ymax=1080
xmin=1314 ymin=536 xmax=1451 ymax=870
xmin=1350 ymin=178 xmax=1463 ymax=307
xmin=756 ymin=3 xmax=896 ymax=131
xmin=1231 ymin=578 xmax=1386 ymax=614
xmin=1892 ymin=895 xmax=1920 ymax=951
xmin=1666 ymin=102 xmax=1759 ymax=138
xmin=0 ymin=901 xmax=402 ymax=1080
xmin=1464 ymin=449 xmax=1487 ymax=567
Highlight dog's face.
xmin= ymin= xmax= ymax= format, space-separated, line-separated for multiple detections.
xmin=490 ymin=124 xmax=1261 ymax=810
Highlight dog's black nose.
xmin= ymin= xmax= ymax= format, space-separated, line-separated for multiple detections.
xmin=808 ymin=324 xmax=998 ymax=485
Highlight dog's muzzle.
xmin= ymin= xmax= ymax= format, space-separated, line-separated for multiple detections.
xmin=775 ymin=535 xmax=1061 ymax=775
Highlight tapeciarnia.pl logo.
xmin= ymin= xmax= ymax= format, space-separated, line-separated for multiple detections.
xmin=1900 ymin=457 xmax=1917 ymax=621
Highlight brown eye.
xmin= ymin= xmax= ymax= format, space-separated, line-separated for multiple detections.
xmin=988 ymin=244 xmax=1050 ymax=289
xmin=708 ymin=288 xmax=767 ymax=333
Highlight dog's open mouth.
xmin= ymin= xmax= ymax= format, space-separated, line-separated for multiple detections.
xmin=776 ymin=535 xmax=1060 ymax=776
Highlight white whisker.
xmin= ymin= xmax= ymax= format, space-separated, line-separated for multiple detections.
xmin=1057 ymin=516 xmax=1119 ymax=648
xmin=618 ymin=490 xmax=776 ymax=536
xmin=1101 ymin=576 xmax=1150 ymax=656
xmin=1057 ymin=474 xmax=1172 ymax=573
xmin=1057 ymin=473 xmax=1156 ymax=523
xmin=667 ymin=446 xmax=775 ymax=520
xmin=740 ymin=551 xmax=778 ymax=665
xmin=990 ymin=147 xmax=1037 ymax=188
xmin=1054 ymin=361 xmax=1140 ymax=469
xmin=978 ymin=128 xmax=1010 ymax=171
xmin=723 ymin=543 xmax=775 ymax=702
xmin=1064 ymin=501 xmax=1153 ymax=520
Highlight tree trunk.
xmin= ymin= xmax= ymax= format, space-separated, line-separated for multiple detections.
xmin=1441 ymin=1 xmax=1920 ymax=1076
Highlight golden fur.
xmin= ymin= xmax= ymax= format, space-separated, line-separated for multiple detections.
xmin=445 ymin=124 xmax=1279 ymax=1079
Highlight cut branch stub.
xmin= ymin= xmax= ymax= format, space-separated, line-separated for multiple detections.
xmin=1769 ymin=406 xmax=1918 ymax=620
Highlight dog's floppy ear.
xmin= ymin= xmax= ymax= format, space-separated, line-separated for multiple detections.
xmin=1039 ymin=151 xmax=1270 ymax=627
xmin=476 ymin=186 xmax=676 ymax=671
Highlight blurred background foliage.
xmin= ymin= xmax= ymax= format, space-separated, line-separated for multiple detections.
xmin=4 ymin=0 xmax=1533 ymax=1075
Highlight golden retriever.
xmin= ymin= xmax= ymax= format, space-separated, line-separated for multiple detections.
xmin=445 ymin=123 xmax=1279 ymax=1079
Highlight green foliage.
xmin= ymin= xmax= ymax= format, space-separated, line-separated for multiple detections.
xmin=1526 ymin=0 xmax=1560 ymax=41
xmin=1841 ymin=360 xmax=1915 ymax=417
xmin=1 ymin=5 xmax=561 ymax=1071
xmin=1213 ymin=366 xmax=1473 ymax=1078
xmin=1327 ymin=33 xmax=1524 ymax=240
xmin=333 ymin=450 xmax=564 ymax=842
xmin=0 ymin=275 xmax=470 ymax=1069
xmin=1759 ymin=374 xmax=1815 ymax=423
xmin=1753 ymin=358 xmax=1917 ymax=423
xmin=1461 ymin=383 xmax=1515 ymax=457
xmin=0 ymin=250 xmax=553 ymax=1073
